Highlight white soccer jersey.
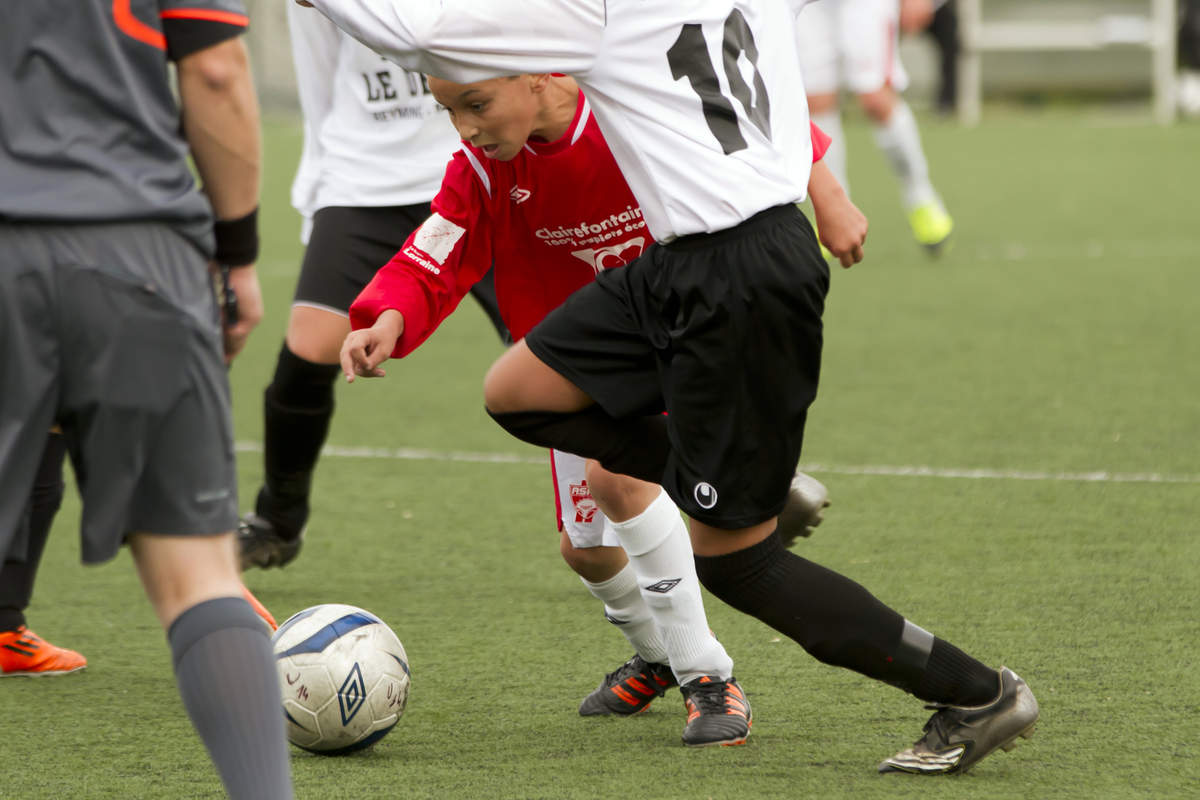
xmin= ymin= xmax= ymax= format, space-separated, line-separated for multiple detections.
xmin=287 ymin=1 xmax=460 ymax=236
xmin=306 ymin=0 xmax=819 ymax=242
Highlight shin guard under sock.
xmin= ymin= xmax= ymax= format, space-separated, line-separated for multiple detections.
xmin=694 ymin=531 xmax=994 ymax=702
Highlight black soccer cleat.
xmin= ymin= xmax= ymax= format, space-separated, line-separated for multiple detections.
xmin=776 ymin=472 xmax=831 ymax=549
xmin=680 ymin=676 xmax=751 ymax=747
xmin=579 ymin=654 xmax=677 ymax=716
xmin=237 ymin=512 xmax=304 ymax=571
xmin=879 ymin=666 xmax=1039 ymax=775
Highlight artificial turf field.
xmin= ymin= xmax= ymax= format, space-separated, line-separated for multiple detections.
xmin=3 ymin=108 xmax=1198 ymax=799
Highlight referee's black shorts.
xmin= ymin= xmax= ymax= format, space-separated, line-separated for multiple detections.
xmin=526 ymin=204 xmax=829 ymax=529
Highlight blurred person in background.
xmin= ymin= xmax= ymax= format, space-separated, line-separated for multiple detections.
xmin=796 ymin=0 xmax=955 ymax=254
xmin=1180 ymin=0 xmax=1200 ymax=116
xmin=902 ymin=0 xmax=960 ymax=114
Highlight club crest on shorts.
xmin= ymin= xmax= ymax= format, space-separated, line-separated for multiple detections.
xmin=693 ymin=482 xmax=718 ymax=509
xmin=570 ymin=481 xmax=599 ymax=523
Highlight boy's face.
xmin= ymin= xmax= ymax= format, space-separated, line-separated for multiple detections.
xmin=429 ymin=75 xmax=541 ymax=162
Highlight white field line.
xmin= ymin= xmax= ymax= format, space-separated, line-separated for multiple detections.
xmin=233 ymin=441 xmax=1200 ymax=485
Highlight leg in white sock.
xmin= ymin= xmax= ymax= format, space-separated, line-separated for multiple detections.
xmin=575 ymin=551 xmax=669 ymax=666
xmin=865 ymin=93 xmax=940 ymax=210
xmin=587 ymin=464 xmax=733 ymax=686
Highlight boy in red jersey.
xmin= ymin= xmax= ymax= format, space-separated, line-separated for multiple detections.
xmin=341 ymin=73 xmax=865 ymax=746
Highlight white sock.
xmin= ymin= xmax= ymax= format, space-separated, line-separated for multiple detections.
xmin=580 ymin=562 xmax=668 ymax=665
xmin=811 ymin=109 xmax=849 ymax=196
xmin=609 ymin=490 xmax=733 ymax=686
xmin=872 ymin=99 xmax=939 ymax=210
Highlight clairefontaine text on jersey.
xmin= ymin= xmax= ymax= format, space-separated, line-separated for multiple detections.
xmin=534 ymin=206 xmax=643 ymax=241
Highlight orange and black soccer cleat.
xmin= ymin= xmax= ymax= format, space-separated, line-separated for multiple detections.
xmin=578 ymin=654 xmax=677 ymax=716
xmin=0 ymin=627 xmax=87 ymax=677
xmin=241 ymin=584 xmax=279 ymax=632
xmin=680 ymin=676 xmax=752 ymax=746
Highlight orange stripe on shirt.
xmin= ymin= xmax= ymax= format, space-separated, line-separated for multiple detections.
xmin=112 ymin=0 xmax=166 ymax=50
xmin=160 ymin=8 xmax=250 ymax=27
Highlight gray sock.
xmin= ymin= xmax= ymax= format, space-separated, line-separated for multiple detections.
xmin=169 ymin=597 xmax=293 ymax=800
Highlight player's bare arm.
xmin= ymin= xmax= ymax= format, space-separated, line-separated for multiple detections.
xmin=808 ymin=160 xmax=868 ymax=268
xmin=177 ymin=36 xmax=264 ymax=361
xmin=341 ymin=309 xmax=406 ymax=382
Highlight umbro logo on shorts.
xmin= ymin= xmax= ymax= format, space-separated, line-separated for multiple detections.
xmin=644 ymin=578 xmax=682 ymax=594
xmin=694 ymin=482 xmax=718 ymax=509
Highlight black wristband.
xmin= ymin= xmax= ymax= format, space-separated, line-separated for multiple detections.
xmin=213 ymin=207 xmax=259 ymax=267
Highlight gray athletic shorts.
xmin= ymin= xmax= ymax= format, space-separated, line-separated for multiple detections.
xmin=0 ymin=221 xmax=238 ymax=564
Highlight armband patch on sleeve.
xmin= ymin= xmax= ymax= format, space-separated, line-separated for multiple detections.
xmin=412 ymin=213 xmax=466 ymax=265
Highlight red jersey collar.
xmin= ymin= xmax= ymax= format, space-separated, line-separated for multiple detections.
xmin=524 ymin=91 xmax=589 ymax=157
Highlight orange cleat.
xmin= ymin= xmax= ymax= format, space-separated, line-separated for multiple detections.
xmin=241 ymin=584 xmax=278 ymax=632
xmin=0 ymin=627 xmax=87 ymax=677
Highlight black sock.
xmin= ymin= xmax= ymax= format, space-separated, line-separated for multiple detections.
xmin=169 ymin=597 xmax=292 ymax=800
xmin=694 ymin=531 xmax=997 ymax=705
xmin=487 ymin=407 xmax=669 ymax=484
xmin=918 ymin=638 xmax=1001 ymax=707
xmin=0 ymin=431 xmax=68 ymax=631
xmin=259 ymin=346 xmax=340 ymax=536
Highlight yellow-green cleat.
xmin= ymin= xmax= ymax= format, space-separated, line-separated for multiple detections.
xmin=908 ymin=202 xmax=954 ymax=255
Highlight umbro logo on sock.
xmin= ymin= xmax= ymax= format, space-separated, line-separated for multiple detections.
xmin=644 ymin=578 xmax=682 ymax=594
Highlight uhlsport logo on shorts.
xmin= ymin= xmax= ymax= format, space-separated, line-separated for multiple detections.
xmin=694 ymin=482 xmax=718 ymax=509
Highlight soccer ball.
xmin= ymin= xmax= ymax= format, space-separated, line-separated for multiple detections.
xmin=271 ymin=603 xmax=410 ymax=754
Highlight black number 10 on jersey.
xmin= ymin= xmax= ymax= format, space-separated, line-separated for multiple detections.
xmin=668 ymin=9 xmax=771 ymax=155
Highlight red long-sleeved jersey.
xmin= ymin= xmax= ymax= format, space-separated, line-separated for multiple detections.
xmin=349 ymin=91 xmax=831 ymax=355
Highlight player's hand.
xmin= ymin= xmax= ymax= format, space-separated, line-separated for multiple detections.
xmin=816 ymin=198 xmax=868 ymax=269
xmin=217 ymin=263 xmax=265 ymax=362
xmin=807 ymin=161 xmax=868 ymax=268
xmin=340 ymin=309 xmax=404 ymax=383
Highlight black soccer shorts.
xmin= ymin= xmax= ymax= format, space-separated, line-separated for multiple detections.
xmin=293 ymin=204 xmax=430 ymax=314
xmin=526 ymin=204 xmax=830 ymax=529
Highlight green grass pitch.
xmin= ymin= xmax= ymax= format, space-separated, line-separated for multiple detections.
xmin=4 ymin=108 xmax=1198 ymax=799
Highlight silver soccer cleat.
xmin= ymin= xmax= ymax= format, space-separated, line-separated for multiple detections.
xmin=776 ymin=472 xmax=831 ymax=548
xmin=879 ymin=666 xmax=1039 ymax=775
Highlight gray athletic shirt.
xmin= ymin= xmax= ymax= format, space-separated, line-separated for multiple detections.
xmin=0 ymin=0 xmax=248 ymax=254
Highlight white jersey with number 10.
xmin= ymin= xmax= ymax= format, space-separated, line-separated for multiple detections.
xmin=306 ymin=0 xmax=818 ymax=242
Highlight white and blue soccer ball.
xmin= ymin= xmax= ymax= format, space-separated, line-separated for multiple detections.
xmin=271 ymin=603 xmax=410 ymax=754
